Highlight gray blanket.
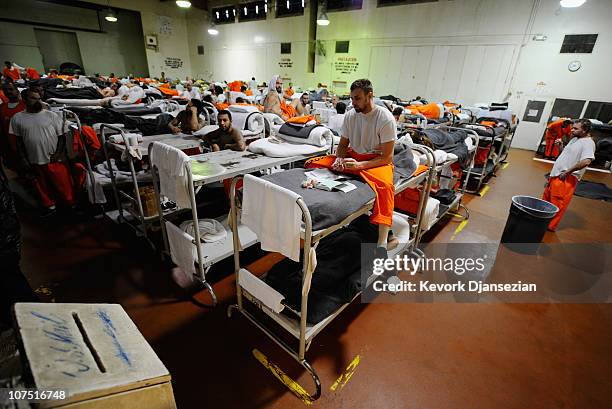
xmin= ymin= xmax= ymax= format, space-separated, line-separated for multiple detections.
xmin=262 ymin=169 xmax=375 ymax=231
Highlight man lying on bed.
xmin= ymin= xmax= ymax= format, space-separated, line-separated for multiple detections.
xmin=305 ymin=78 xmax=396 ymax=260
xmin=199 ymin=109 xmax=245 ymax=151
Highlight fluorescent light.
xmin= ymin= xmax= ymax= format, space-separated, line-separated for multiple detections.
xmin=104 ymin=9 xmax=117 ymax=22
xmin=286 ymin=0 xmax=290 ymax=9
xmin=176 ymin=0 xmax=191 ymax=8
xmin=244 ymin=6 xmax=247 ymax=14
xmin=216 ymin=11 xmax=219 ymax=19
xmin=208 ymin=27 xmax=219 ymax=35
xmin=264 ymin=4 xmax=268 ymax=12
xmin=254 ymin=36 xmax=264 ymax=43
xmin=256 ymin=5 xmax=259 ymax=13
xmin=560 ymin=0 xmax=586 ymax=7
xmin=302 ymin=0 xmax=304 ymax=7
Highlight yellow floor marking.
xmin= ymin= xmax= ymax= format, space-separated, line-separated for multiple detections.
xmin=502 ymin=162 xmax=510 ymax=169
xmin=447 ymin=212 xmax=464 ymax=219
xmin=479 ymin=185 xmax=490 ymax=197
xmin=330 ymin=354 xmax=361 ymax=392
xmin=450 ymin=219 xmax=469 ymax=241
xmin=252 ymin=349 xmax=314 ymax=405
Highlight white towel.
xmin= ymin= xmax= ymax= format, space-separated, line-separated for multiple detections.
xmin=248 ymin=137 xmax=328 ymax=157
xmin=433 ymin=149 xmax=448 ymax=165
xmin=238 ymin=268 xmax=284 ymax=313
xmin=166 ymin=221 xmax=196 ymax=278
xmin=109 ymin=133 xmax=143 ymax=144
xmin=241 ymin=174 xmax=301 ymax=262
xmin=149 ymin=142 xmax=191 ymax=209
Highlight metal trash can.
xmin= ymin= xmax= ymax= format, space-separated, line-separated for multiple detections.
xmin=501 ymin=195 xmax=559 ymax=243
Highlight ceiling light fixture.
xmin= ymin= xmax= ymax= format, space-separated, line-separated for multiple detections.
xmin=560 ymin=0 xmax=586 ymax=7
xmin=317 ymin=2 xmax=329 ymax=26
xmin=208 ymin=22 xmax=219 ymax=35
xmin=176 ymin=0 xmax=192 ymax=8
xmin=104 ymin=9 xmax=118 ymax=22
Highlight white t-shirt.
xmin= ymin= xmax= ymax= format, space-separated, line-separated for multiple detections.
xmin=341 ymin=105 xmax=396 ymax=154
xmin=550 ymin=136 xmax=596 ymax=179
xmin=328 ymin=113 xmax=345 ymax=134
xmin=9 ymin=110 xmax=64 ymax=165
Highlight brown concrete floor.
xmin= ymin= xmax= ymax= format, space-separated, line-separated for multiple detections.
xmin=14 ymin=148 xmax=612 ymax=409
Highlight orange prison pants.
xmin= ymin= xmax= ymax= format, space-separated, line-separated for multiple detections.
xmin=542 ymin=175 xmax=577 ymax=231
xmin=305 ymin=150 xmax=394 ymax=226
xmin=32 ymin=162 xmax=75 ymax=208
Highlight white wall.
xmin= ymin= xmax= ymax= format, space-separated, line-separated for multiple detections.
xmin=191 ymin=0 xmax=612 ymax=150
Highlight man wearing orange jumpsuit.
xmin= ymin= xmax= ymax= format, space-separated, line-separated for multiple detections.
xmin=306 ymin=78 xmax=396 ymax=259
xmin=0 ymin=82 xmax=26 ymax=170
xmin=544 ymin=118 xmax=572 ymax=159
xmin=543 ymin=119 xmax=595 ymax=232
xmin=3 ymin=61 xmax=21 ymax=82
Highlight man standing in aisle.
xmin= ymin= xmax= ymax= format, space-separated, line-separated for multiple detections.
xmin=306 ymin=78 xmax=396 ymax=259
xmin=10 ymin=88 xmax=74 ymax=217
xmin=543 ymin=118 xmax=595 ymax=232
xmin=0 ymin=82 xmax=25 ymax=170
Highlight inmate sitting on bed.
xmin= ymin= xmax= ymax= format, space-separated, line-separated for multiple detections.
xmin=169 ymin=99 xmax=206 ymax=134
xmin=305 ymin=78 xmax=396 ymax=260
xmin=200 ymin=110 xmax=245 ymax=151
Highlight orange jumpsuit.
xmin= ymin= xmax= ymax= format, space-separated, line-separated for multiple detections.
xmin=545 ymin=119 xmax=571 ymax=159
xmin=26 ymin=67 xmax=40 ymax=80
xmin=305 ymin=150 xmax=395 ymax=226
xmin=405 ymin=103 xmax=442 ymax=119
xmin=2 ymin=66 xmax=20 ymax=81
xmin=542 ymin=175 xmax=578 ymax=231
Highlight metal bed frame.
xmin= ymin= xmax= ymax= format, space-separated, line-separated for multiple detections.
xmin=148 ymin=147 xmax=332 ymax=306
xmin=227 ymin=145 xmax=436 ymax=402
xmin=459 ymin=117 xmax=511 ymax=194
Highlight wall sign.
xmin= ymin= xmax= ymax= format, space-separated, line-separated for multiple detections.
xmin=158 ymin=16 xmax=173 ymax=36
xmin=164 ymin=57 xmax=183 ymax=69
xmin=522 ymin=100 xmax=546 ymax=123
xmin=278 ymin=58 xmax=293 ymax=68
xmin=334 ymin=56 xmax=359 ymax=75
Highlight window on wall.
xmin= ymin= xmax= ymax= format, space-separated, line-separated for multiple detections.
xmin=239 ymin=1 xmax=267 ymax=22
xmin=584 ymin=101 xmax=612 ymax=123
xmin=276 ymin=0 xmax=305 ymax=17
xmin=560 ymin=34 xmax=598 ymax=53
xmin=327 ymin=0 xmax=363 ymax=11
xmin=281 ymin=42 xmax=292 ymax=54
xmin=335 ymin=41 xmax=349 ymax=53
xmin=377 ymin=0 xmax=437 ymax=6
xmin=213 ymin=6 xmax=236 ymax=24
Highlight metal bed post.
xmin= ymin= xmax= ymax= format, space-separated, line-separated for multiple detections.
xmin=409 ymin=145 xmax=435 ymax=259
xmin=99 ymin=125 xmax=126 ymax=224
xmin=147 ymin=143 xmax=170 ymax=258
xmin=229 ymin=176 xmax=243 ymax=311
xmin=185 ymin=159 xmax=218 ymax=306
xmin=62 ymin=109 xmax=97 ymax=202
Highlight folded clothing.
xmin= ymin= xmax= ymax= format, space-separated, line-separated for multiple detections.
xmin=422 ymin=128 xmax=470 ymax=169
xmin=248 ymin=137 xmax=328 ymax=158
xmin=228 ymin=104 xmax=259 ymax=114
xmin=277 ymin=124 xmax=332 ymax=147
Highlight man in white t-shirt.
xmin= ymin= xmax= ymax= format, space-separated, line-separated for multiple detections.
xmin=327 ymin=101 xmax=346 ymax=135
xmin=543 ymin=118 xmax=596 ymax=231
xmin=307 ymin=79 xmax=396 ymax=258
xmin=10 ymin=88 xmax=74 ymax=216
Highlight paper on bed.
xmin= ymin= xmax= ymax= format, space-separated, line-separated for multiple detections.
xmin=238 ymin=268 xmax=284 ymax=313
